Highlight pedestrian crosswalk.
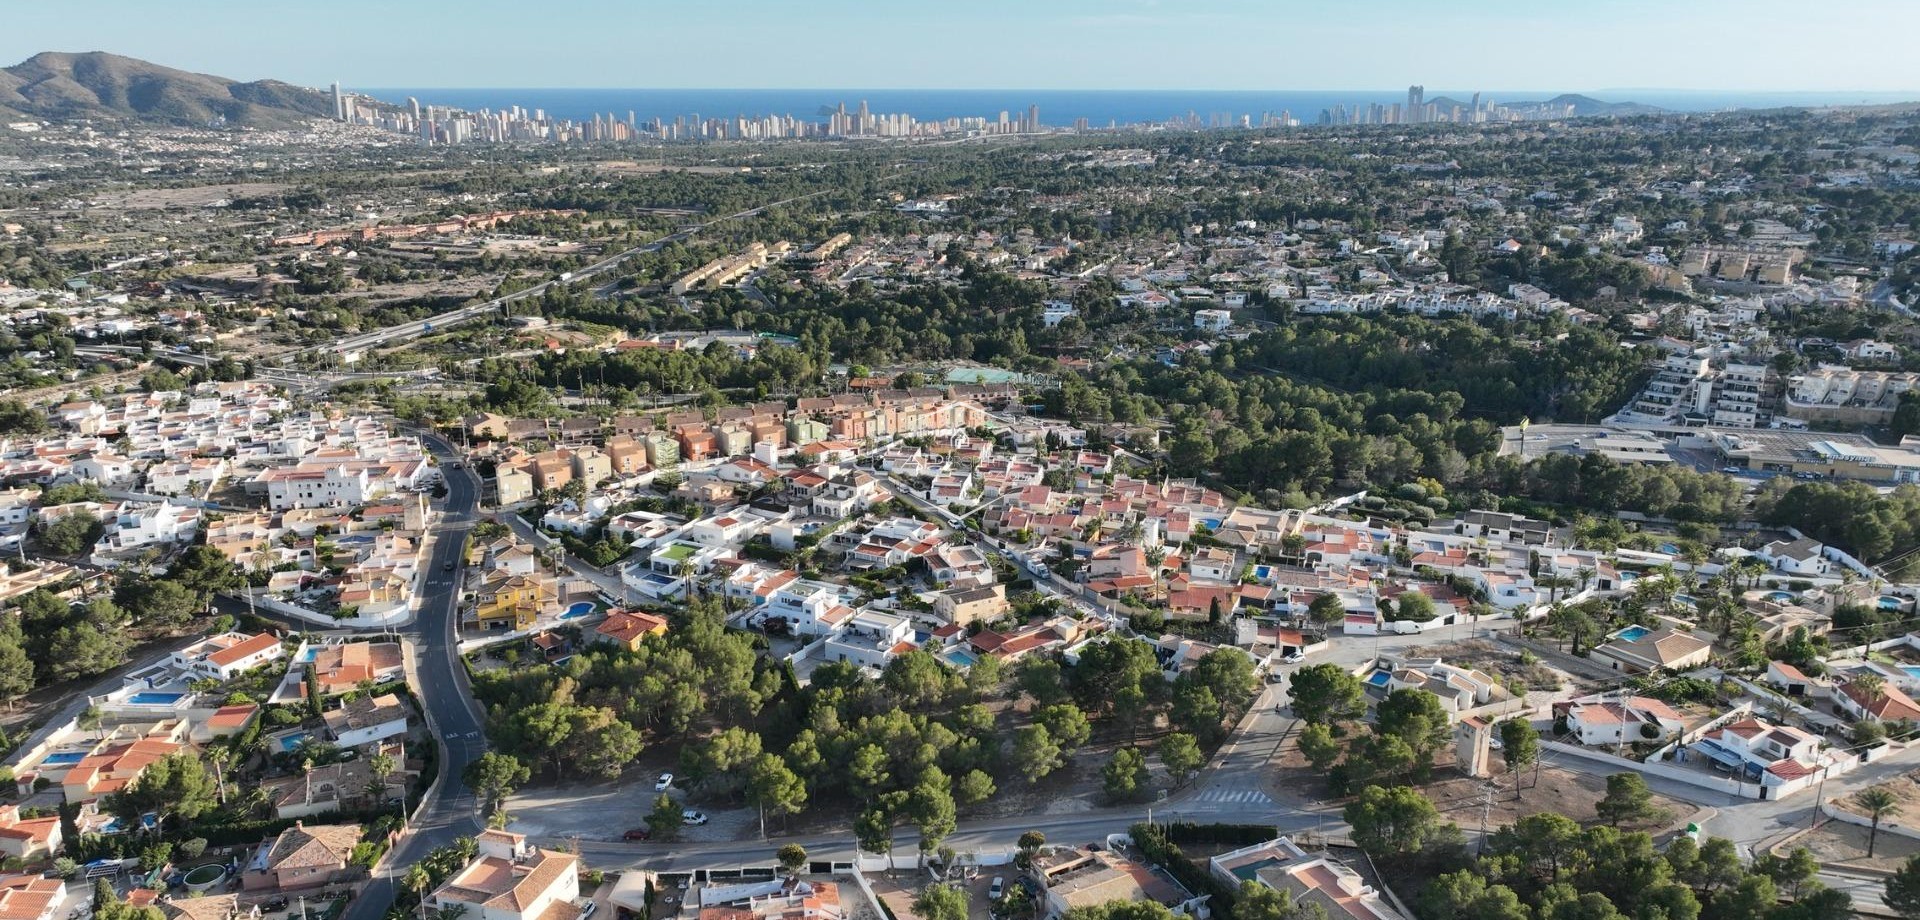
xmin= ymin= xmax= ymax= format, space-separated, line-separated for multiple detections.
xmin=1190 ymin=788 xmax=1274 ymax=805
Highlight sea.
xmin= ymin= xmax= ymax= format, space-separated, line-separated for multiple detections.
xmin=359 ymin=87 xmax=1920 ymax=127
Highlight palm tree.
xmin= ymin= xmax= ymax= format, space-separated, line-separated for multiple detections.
xmin=404 ymin=865 xmax=433 ymax=920
xmin=1858 ymin=788 xmax=1900 ymax=857
xmin=367 ymin=752 xmax=396 ymax=804
xmin=205 ymin=746 xmax=233 ymax=805
xmin=1576 ymin=566 xmax=1595 ymax=592
xmin=79 ymin=706 xmax=103 ymax=741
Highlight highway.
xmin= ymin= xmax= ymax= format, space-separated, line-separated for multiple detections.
xmin=339 ymin=434 xmax=489 ymax=920
xmin=292 ymin=191 xmax=833 ymax=361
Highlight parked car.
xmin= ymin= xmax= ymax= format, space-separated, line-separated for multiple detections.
xmin=1282 ymin=651 xmax=1306 ymax=664
xmin=578 ymin=902 xmax=598 ymax=920
xmin=622 ymin=828 xmax=651 ymax=841
xmin=655 ymin=773 xmax=674 ymax=792
xmin=681 ymin=810 xmax=708 ymax=826
xmin=988 ymin=877 xmax=1006 ymax=900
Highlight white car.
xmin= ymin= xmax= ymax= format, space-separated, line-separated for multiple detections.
xmin=681 ymin=809 xmax=709 ymax=826
xmin=1282 ymin=652 xmax=1306 ymax=664
xmin=655 ymin=773 xmax=674 ymax=792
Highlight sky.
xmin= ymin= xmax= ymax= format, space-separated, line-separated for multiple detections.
xmin=6 ymin=0 xmax=1919 ymax=94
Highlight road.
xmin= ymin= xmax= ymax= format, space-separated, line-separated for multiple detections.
xmin=292 ymin=191 xmax=834 ymax=361
xmin=339 ymin=434 xmax=488 ymax=920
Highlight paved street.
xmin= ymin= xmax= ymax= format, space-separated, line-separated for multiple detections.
xmin=340 ymin=435 xmax=487 ymax=920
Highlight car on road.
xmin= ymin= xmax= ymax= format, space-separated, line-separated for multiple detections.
xmin=1282 ymin=651 xmax=1306 ymax=664
xmin=681 ymin=809 xmax=708 ymax=825
xmin=443 ymin=561 xmax=455 ymax=571
xmin=655 ymin=773 xmax=674 ymax=791
xmin=1721 ymin=466 xmax=1745 ymax=474
xmin=621 ymin=828 xmax=651 ymax=841
xmin=988 ymin=878 xmax=1005 ymax=900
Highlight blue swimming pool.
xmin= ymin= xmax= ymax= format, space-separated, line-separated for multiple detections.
xmin=1674 ymin=594 xmax=1697 ymax=607
xmin=1253 ymin=565 xmax=1274 ymax=580
xmin=1659 ymin=542 xmax=1680 ymax=555
xmin=295 ymin=647 xmax=320 ymax=663
xmin=1618 ymin=571 xmax=1639 ymax=582
xmin=1615 ymin=626 xmax=1652 ymax=642
xmin=1765 ymin=591 xmax=1794 ymax=603
xmin=1882 ymin=596 xmax=1906 ymax=611
xmin=942 ymin=649 xmax=978 ymax=669
xmin=1903 ymin=666 xmax=1920 ymax=682
xmin=40 ymin=752 xmax=85 ymax=766
xmin=561 ymin=601 xmax=595 ymax=620
xmin=1366 ymin=671 xmax=1391 ymax=687
xmin=126 ymin=691 xmax=185 ymax=706
xmin=276 ymin=732 xmax=312 ymax=754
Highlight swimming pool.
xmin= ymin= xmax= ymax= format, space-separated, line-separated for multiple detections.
xmin=941 ymin=649 xmax=979 ymax=669
xmin=126 ymin=691 xmax=185 ymax=706
xmin=276 ymin=732 xmax=312 ymax=754
xmin=1366 ymin=671 xmax=1391 ymax=687
xmin=295 ymin=647 xmax=320 ymax=663
xmin=40 ymin=752 xmax=85 ymax=766
xmin=1882 ymin=596 xmax=1907 ymax=611
xmin=1618 ymin=571 xmax=1639 ymax=582
xmin=561 ymin=601 xmax=595 ymax=619
xmin=1674 ymin=594 xmax=1697 ymax=607
xmin=1659 ymin=542 xmax=1680 ymax=555
xmin=1614 ymin=626 xmax=1652 ymax=642
xmin=1252 ymin=565 xmax=1274 ymax=580
xmin=1765 ymin=591 xmax=1794 ymax=603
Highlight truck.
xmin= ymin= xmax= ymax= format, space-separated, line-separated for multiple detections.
xmin=558 ymin=271 xmax=575 ymax=283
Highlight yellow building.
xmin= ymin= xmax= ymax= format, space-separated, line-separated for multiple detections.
xmin=471 ymin=572 xmax=552 ymax=631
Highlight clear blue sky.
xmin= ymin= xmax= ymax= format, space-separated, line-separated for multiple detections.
xmin=7 ymin=0 xmax=1918 ymax=93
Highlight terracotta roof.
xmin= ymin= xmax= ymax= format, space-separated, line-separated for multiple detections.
xmin=264 ymin=823 xmax=362 ymax=871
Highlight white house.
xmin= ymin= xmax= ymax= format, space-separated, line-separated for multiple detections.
xmin=427 ymin=829 xmax=579 ymax=920
xmin=1192 ymin=309 xmax=1233 ymax=333
xmin=171 ymin=632 xmax=285 ymax=681
xmin=820 ymin=610 xmax=915 ymax=669
xmin=1758 ymin=538 xmax=1830 ymax=577
xmin=1559 ymin=694 xmax=1685 ymax=746
xmin=322 ymin=693 xmax=409 ymax=748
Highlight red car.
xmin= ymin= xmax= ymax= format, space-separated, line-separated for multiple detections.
xmin=622 ymin=828 xmax=651 ymax=841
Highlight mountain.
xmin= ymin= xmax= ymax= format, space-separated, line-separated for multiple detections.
xmin=1420 ymin=93 xmax=1663 ymax=119
xmin=1511 ymin=93 xmax=1665 ymax=117
xmin=0 ymin=51 xmax=336 ymax=127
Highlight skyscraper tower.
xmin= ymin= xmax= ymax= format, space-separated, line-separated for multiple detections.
xmin=1407 ymin=85 xmax=1424 ymax=123
xmin=1028 ymin=103 xmax=1040 ymax=132
xmin=332 ymin=82 xmax=345 ymax=121
xmin=408 ymin=96 xmax=421 ymax=123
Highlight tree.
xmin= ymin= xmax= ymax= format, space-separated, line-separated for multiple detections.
xmin=123 ymin=578 xmax=202 ymax=628
xmin=1287 ymin=664 xmax=1367 ymax=726
xmin=1017 ymin=831 xmax=1047 ymax=863
xmin=1298 ymin=723 xmax=1342 ymax=772
xmin=1158 ymin=733 xmax=1205 ymax=784
xmin=1886 ymin=853 xmax=1920 ymax=919
xmin=0 ymin=632 xmax=31 ymax=704
xmin=1753 ymin=846 xmax=1820 ymax=898
xmin=646 ymin=792 xmax=684 ymax=840
xmin=367 ymin=752 xmax=396 ymax=804
xmin=1595 ymin=773 xmax=1659 ymax=827
xmin=1498 ymin=720 xmax=1539 ymax=798
xmin=106 ymin=752 xmax=216 ymax=829
xmin=304 ymin=664 xmax=324 ymax=717
xmin=1171 ymin=681 xmax=1225 ymax=741
xmin=1102 ymin=748 xmax=1150 ymax=802
xmin=1037 ymin=704 xmax=1093 ymax=752
xmin=1306 ymin=593 xmax=1346 ymax=628
xmin=955 ymin=769 xmax=996 ymax=807
xmin=1344 ymin=785 xmax=1442 ymax=858
xmin=914 ymin=884 xmax=969 ymax=920
xmin=745 ymin=752 xmax=808 ymax=836
xmin=1771 ymin=885 xmax=1853 ymax=920
xmin=1012 ymin=725 xmax=1065 ymax=784
xmin=37 ymin=511 xmax=101 ymax=556
xmin=906 ymin=768 xmax=958 ymax=859
xmin=464 ymin=753 xmax=531 ymax=815
xmin=1375 ymin=689 xmax=1452 ymax=776
xmin=776 ymin=844 xmax=808 ymax=878
xmin=1859 ymin=787 xmax=1901 ymax=858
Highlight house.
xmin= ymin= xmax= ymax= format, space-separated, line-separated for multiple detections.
xmin=60 ymin=723 xmax=189 ymax=803
xmin=0 ymin=806 xmax=62 ymax=861
xmin=697 ymin=879 xmax=842 ymax=920
xmin=1588 ymin=627 xmax=1712 ymax=673
xmin=1031 ymin=845 xmax=1200 ymax=920
xmin=494 ymin=466 xmax=534 ymax=506
xmin=1838 ymin=678 xmax=1920 ymax=724
xmin=1188 ymin=547 xmax=1238 ymax=583
xmin=472 ymin=572 xmax=554 ymax=632
xmin=934 ymin=584 xmax=1009 ymax=626
xmin=1765 ymin=661 xmax=1818 ymax=697
xmin=593 ymin=609 xmax=670 ymax=652
xmin=171 ymin=632 xmax=285 ymax=681
xmin=162 ymin=894 xmax=259 ymax=920
xmin=427 ymin=829 xmax=581 ymax=920
xmin=1758 ymin=539 xmax=1831 ymax=577
xmin=1364 ymin=657 xmax=1509 ymax=718
xmin=1193 ymin=309 xmax=1233 ymax=333
xmin=264 ymin=761 xmax=383 ymax=820
xmin=1209 ymin=837 xmax=1407 ymax=920
xmin=305 ymin=642 xmax=404 ymax=697
xmin=0 ymin=875 xmax=70 ymax=920
xmin=1454 ymin=510 xmax=1552 ymax=546
xmin=243 ymin=822 xmax=363 ymax=891
xmin=819 ymin=610 xmax=915 ymax=670
xmin=1691 ymin=717 xmax=1839 ymax=792
xmin=1557 ymin=694 xmax=1685 ymax=746
xmin=322 ymin=693 xmax=409 ymax=748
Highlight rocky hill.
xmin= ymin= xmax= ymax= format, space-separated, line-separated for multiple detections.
xmin=0 ymin=51 xmax=335 ymax=127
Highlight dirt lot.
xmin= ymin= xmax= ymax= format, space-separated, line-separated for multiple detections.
xmin=1792 ymin=820 xmax=1920 ymax=871
xmin=1415 ymin=638 xmax=1593 ymax=696
xmin=1829 ymin=766 xmax=1920 ymax=829
xmin=92 ymin=182 xmax=291 ymax=209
